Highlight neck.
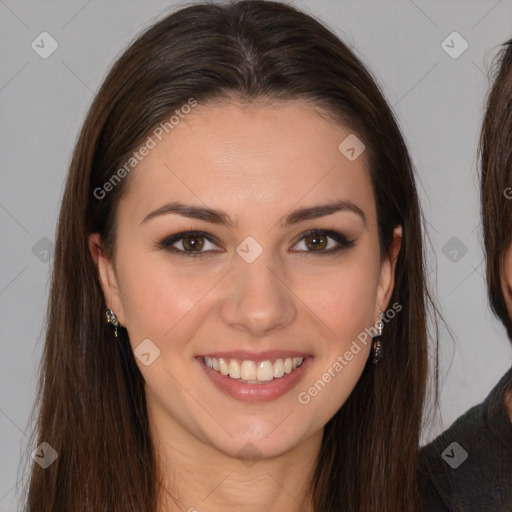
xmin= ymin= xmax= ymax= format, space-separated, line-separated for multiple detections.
xmin=150 ymin=406 xmax=321 ymax=512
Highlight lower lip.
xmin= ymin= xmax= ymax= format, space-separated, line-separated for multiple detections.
xmin=197 ymin=357 xmax=313 ymax=402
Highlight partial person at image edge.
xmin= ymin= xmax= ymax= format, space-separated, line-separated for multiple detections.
xmin=418 ymin=39 xmax=512 ymax=512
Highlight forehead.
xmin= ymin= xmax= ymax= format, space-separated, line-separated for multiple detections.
xmin=120 ymin=100 xmax=375 ymax=226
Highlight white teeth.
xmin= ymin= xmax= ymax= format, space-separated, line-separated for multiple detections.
xmin=273 ymin=358 xmax=285 ymax=378
xmin=257 ymin=361 xmax=274 ymax=381
xmin=241 ymin=360 xmax=256 ymax=381
xmin=228 ymin=359 xmax=240 ymax=379
xmin=219 ymin=357 xmax=229 ymax=375
xmin=204 ymin=356 xmax=305 ymax=382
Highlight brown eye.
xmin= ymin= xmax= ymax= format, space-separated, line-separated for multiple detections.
xmin=304 ymin=232 xmax=328 ymax=251
xmin=159 ymin=229 xmax=354 ymax=258
xmin=158 ymin=231 xmax=221 ymax=257
xmin=291 ymin=229 xmax=356 ymax=255
xmin=181 ymin=235 xmax=205 ymax=251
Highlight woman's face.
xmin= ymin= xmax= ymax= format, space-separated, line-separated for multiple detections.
xmin=91 ymin=100 xmax=400 ymax=461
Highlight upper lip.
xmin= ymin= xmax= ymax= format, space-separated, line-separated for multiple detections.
xmin=197 ymin=350 xmax=312 ymax=360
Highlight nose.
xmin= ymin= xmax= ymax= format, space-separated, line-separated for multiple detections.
xmin=219 ymin=252 xmax=297 ymax=337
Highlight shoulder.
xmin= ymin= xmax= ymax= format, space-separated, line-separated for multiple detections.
xmin=418 ymin=369 xmax=512 ymax=512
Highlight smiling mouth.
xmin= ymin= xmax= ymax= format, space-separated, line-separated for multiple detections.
xmin=203 ymin=356 xmax=305 ymax=384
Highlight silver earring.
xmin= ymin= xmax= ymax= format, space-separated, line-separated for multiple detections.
xmin=106 ymin=308 xmax=120 ymax=338
xmin=371 ymin=312 xmax=384 ymax=365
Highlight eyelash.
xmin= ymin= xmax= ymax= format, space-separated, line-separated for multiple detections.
xmin=157 ymin=229 xmax=356 ymax=258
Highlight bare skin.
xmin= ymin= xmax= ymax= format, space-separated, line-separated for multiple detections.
xmin=90 ymin=100 xmax=401 ymax=512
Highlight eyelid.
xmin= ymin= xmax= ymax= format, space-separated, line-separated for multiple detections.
xmin=290 ymin=229 xmax=355 ymax=255
xmin=157 ymin=230 xmax=222 ymax=254
xmin=157 ymin=229 xmax=356 ymax=256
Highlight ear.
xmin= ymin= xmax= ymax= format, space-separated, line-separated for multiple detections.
xmin=375 ymin=225 xmax=402 ymax=315
xmin=88 ymin=233 xmax=126 ymax=325
xmin=500 ymin=241 xmax=512 ymax=321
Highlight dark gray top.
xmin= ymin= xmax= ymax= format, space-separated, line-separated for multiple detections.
xmin=418 ymin=367 xmax=512 ymax=511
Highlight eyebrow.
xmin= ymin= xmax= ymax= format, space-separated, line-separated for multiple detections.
xmin=140 ymin=199 xmax=366 ymax=228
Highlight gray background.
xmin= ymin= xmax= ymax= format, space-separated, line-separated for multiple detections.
xmin=1 ymin=0 xmax=512 ymax=509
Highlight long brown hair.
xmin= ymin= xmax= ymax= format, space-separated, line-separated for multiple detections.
xmin=23 ymin=1 xmax=432 ymax=510
xmin=480 ymin=39 xmax=512 ymax=342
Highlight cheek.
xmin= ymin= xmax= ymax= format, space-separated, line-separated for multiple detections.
xmin=501 ymin=248 xmax=512 ymax=316
xmin=118 ymin=243 xmax=381 ymax=347
xmin=294 ymin=267 xmax=378 ymax=424
xmin=116 ymin=250 xmax=212 ymax=346
xmin=294 ymin=255 xmax=381 ymax=340
xmin=290 ymin=253 xmax=379 ymax=407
